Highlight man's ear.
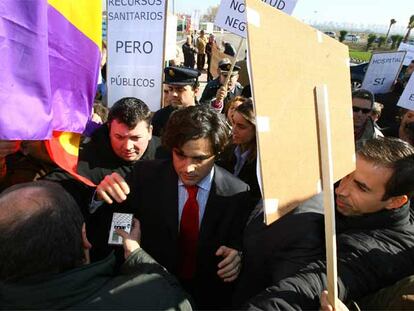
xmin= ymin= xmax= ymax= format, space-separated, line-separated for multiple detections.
xmin=385 ymin=195 xmax=408 ymax=210
xmin=148 ymin=124 xmax=153 ymax=139
xmin=194 ymin=87 xmax=200 ymax=97
xmin=82 ymin=223 xmax=92 ymax=250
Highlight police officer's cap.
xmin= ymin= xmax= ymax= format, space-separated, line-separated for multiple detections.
xmin=219 ymin=60 xmax=240 ymax=76
xmin=163 ymin=66 xmax=201 ymax=86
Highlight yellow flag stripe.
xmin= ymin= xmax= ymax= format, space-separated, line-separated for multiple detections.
xmin=48 ymin=0 xmax=102 ymax=49
xmin=58 ymin=132 xmax=81 ymax=156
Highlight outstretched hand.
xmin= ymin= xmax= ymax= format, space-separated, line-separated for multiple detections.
xmin=97 ymin=172 xmax=130 ymax=204
xmin=115 ymin=218 xmax=141 ymax=259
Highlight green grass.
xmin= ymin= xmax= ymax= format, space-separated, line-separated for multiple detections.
xmin=349 ymin=50 xmax=372 ymax=62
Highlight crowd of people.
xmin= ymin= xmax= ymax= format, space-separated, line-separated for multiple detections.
xmin=1 ymin=35 xmax=414 ymax=310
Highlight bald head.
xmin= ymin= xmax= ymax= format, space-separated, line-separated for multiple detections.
xmin=0 ymin=184 xmax=55 ymax=225
xmin=0 ymin=181 xmax=85 ymax=282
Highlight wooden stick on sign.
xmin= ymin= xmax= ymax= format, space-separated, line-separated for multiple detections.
xmin=223 ymin=37 xmax=244 ymax=90
xmin=315 ymin=84 xmax=339 ymax=309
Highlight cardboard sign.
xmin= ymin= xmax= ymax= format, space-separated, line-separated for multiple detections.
xmin=215 ymin=0 xmax=298 ymax=38
xmin=361 ymin=51 xmax=406 ymax=94
xmin=107 ymin=0 xmax=167 ymax=110
xmin=245 ymin=0 xmax=355 ymax=224
xmin=397 ymin=73 xmax=414 ymax=110
xmin=398 ymin=42 xmax=414 ymax=66
xmin=246 ymin=1 xmax=355 ymax=307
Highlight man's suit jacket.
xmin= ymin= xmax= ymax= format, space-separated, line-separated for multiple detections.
xmin=90 ymin=159 xmax=254 ymax=309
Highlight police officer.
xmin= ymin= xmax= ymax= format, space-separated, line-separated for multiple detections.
xmin=152 ymin=66 xmax=200 ymax=137
xmin=199 ymin=59 xmax=243 ymax=113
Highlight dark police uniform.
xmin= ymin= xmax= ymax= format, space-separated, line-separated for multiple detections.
xmin=199 ymin=62 xmax=243 ymax=108
xmin=152 ymin=66 xmax=201 ymax=137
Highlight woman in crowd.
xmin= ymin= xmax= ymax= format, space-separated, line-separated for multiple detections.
xmin=224 ymin=96 xmax=245 ymax=128
xmin=217 ymin=99 xmax=261 ymax=202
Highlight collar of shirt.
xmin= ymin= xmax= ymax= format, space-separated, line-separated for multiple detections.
xmin=234 ymin=145 xmax=250 ymax=176
xmin=178 ymin=166 xmax=214 ymax=227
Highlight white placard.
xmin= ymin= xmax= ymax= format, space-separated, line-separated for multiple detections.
xmin=191 ymin=10 xmax=200 ymax=30
xmin=214 ymin=0 xmax=298 ymax=38
xmin=397 ymin=74 xmax=414 ymax=110
xmin=165 ymin=13 xmax=178 ymax=61
xmin=361 ymin=51 xmax=406 ymax=94
xmin=107 ymin=0 xmax=166 ymax=110
xmin=398 ymin=42 xmax=414 ymax=66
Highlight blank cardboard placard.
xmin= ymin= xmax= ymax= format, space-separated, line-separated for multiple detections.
xmin=246 ymin=0 xmax=355 ymax=224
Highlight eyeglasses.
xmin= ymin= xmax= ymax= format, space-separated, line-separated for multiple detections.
xmin=352 ymin=106 xmax=371 ymax=114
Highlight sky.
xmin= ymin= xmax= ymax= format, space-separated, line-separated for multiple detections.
xmin=103 ymin=0 xmax=413 ymax=34
xmin=172 ymin=0 xmax=412 ymax=33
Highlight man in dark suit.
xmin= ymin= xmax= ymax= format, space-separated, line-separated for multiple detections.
xmin=96 ymin=105 xmax=254 ymax=309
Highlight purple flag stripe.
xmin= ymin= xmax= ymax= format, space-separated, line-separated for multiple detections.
xmin=0 ymin=1 xmax=53 ymax=140
xmin=48 ymin=5 xmax=100 ymax=134
xmin=0 ymin=1 xmax=100 ymax=140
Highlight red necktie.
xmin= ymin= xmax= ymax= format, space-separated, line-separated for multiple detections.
xmin=178 ymin=185 xmax=199 ymax=280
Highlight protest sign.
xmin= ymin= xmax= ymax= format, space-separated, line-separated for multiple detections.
xmin=246 ymin=0 xmax=355 ymax=307
xmin=191 ymin=10 xmax=200 ymax=30
xmin=361 ymin=51 xmax=406 ymax=94
xmin=245 ymin=0 xmax=354 ymax=224
xmin=107 ymin=0 xmax=167 ymax=110
xmin=165 ymin=13 xmax=178 ymax=61
xmin=398 ymin=42 xmax=414 ymax=66
xmin=215 ymin=0 xmax=298 ymax=38
xmin=397 ymin=73 xmax=414 ymax=110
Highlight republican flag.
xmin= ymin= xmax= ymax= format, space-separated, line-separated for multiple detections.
xmin=45 ymin=131 xmax=95 ymax=187
xmin=0 ymin=0 xmax=101 ymax=185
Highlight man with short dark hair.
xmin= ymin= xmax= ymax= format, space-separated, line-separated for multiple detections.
xmin=76 ymin=97 xmax=166 ymax=184
xmin=0 ymin=181 xmax=192 ymax=310
xmin=152 ymin=66 xmax=200 ymax=137
xmin=352 ymin=89 xmax=383 ymax=143
xmin=244 ymin=137 xmax=414 ymax=310
xmin=96 ymin=105 xmax=254 ymax=309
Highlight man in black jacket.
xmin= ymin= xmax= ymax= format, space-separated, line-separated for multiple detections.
xmin=45 ymin=97 xmax=168 ymax=262
xmin=244 ymin=137 xmax=414 ymax=310
xmin=0 ymin=181 xmax=192 ymax=310
xmin=77 ymin=96 xmax=167 ymax=184
xmin=96 ymin=106 xmax=254 ymax=309
xmin=46 ymin=97 xmax=167 ymax=186
xmin=232 ymin=193 xmax=325 ymax=307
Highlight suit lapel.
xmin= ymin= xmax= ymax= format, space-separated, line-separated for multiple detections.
xmin=199 ymin=165 xmax=224 ymax=245
xmin=160 ymin=162 xmax=179 ymax=242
